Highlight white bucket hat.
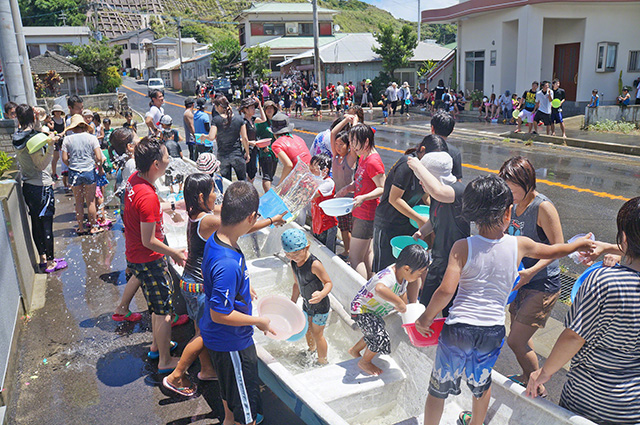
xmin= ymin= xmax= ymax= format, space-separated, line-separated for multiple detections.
xmin=420 ymin=152 xmax=456 ymax=185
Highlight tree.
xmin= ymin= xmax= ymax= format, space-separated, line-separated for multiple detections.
xmin=372 ymin=23 xmax=417 ymax=79
xmin=246 ymin=46 xmax=271 ymax=81
xmin=19 ymin=0 xmax=87 ymax=26
xmin=32 ymin=74 xmax=45 ymax=98
xmin=67 ymin=40 xmax=123 ymax=93
xmin=43 ymin=70 xmax=64 ymax=95
xmin=210 ymin=36 xmax=241 ymax=77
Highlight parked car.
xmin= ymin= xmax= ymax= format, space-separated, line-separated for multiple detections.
xmin=211 ymin=77 xmax=233 ymax=101
xmin=147 ymin=78 xmax=165 ymax=95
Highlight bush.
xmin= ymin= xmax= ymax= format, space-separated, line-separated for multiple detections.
xmin=95 ymin=66 xmax=122 ymax=94
xmin=0 ymin=151 xmax=15 ymax=177
xmin=588 ymin=119 xmax=638 ymax=134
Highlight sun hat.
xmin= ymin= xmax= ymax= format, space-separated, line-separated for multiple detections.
xmin=403 ymin=81 xmax=409 ymax=87
xmin=34 ymin=107 xmax=47 ymax=122
xmin=64 ymin=114 xmax=91 ymax=133
xmin=240 ymin=97 xmax=258 ymax=111
xmin=420 ymin=152 xmax=456 ymax=185
xmin=196 ymin=152 xmax=220 ymax=175
xmin=51 ymin=104 xmax=64 ymax=114
xmin=281 ymin=228 xmax=308 ymax=253
xmin=365 ymin=79 xmax=371 ymax=84
xmin=159 ymin=114 xmax=173 ymax=125
xmin=82 ymin=109 xmax=93 ymax=117
xmin=271 ymin=112 xmax=295 ymax=135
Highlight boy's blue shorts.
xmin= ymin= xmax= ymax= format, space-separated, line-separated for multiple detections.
xmin=382 ymin=110 xmax=389 ymax=118
xmin=310 ymin=312 xmax=329 ymax=326
xmin=428 ymin=322 xmax=505 ymax=399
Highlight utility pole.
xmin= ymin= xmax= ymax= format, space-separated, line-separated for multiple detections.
xmin=59 ymin=11 xmax=67 ymax=26
xmin=176 ymin=17 xmax=183 ymax=90
xmin=0 ymin=0 xmax=27 ymax=104
xmin=137 ymin=31 xmax=143 ymax=79
xmin=417 ymin=0 xmax=421 ymax=41
xmin=312 ymin=0 xmax=322 ymax=94
xmin=9 ymin=0 xmax=35 ymax=104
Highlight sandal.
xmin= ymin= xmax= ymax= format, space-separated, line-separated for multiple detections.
xmin=76 ymin=228 xmax=88 ymax=236
xmin=90 ymin=226 xmax=105 ymax=235
xmin=171 ymin=313 xmax=189 ymax=328
xmin=458 ymin=411 xmax=484 ymax=425
xmin=99 ymin=219 xmax=113 ymax=228
xmin=147 ymin=341 xmax=178 ymax=360
xmin=111 ymin=311 xmax=142 ymax=322
xmin=44 ymin=258 xmax=68 ymax=273
xmin=162 ymin=376 xmax=197 ymax=397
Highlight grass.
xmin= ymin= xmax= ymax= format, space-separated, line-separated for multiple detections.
xmin=588 ymin=119 xmax=639 ymax=135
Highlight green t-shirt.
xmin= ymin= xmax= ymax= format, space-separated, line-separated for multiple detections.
xmin=255 ymin=120 xmax=276 ymax=158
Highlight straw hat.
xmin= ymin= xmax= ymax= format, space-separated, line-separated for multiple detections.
xmin=64 ymin=114 xmax=91 ymax=133
xmin=34 ymin=107 xmax=47 ymax=122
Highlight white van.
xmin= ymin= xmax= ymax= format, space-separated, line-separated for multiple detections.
xmin=147 ymin=78 xmax=165 ymax=95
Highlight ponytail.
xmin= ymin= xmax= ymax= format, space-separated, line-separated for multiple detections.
xmin=404 ymin=134 xmax=448 ymax=156
xmin=213 ymin=96 xmax=233 ymax=127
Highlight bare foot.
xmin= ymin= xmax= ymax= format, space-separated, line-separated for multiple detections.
xmin=357 ymin=359 xmax=383 ymax=376
xmin=307 ymin=343 xmax=316 ymax=352
xmin=348 ymin=347 xmax=362 ymax=358
xmin=317 ymin=357 xmax=328 ymax=365
xmin=158 ymin=356 xmax=180 ymax=371
xmin=197 ymin=371 xmax=218 ymax=381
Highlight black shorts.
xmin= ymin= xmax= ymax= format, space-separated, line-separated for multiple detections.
xmin=259 ymin=152 xmax=277 ymax=182
xmin=534 ymin=111 xmax=551 ymax=126
xmin=551 ymin=110 xmax=563 ymax=124
xmin=246 ymin=147 xmax=259 ymax=180
xmin=353 ymin=313 xmax=390 ymax=355
xmin=209 ymin=344 xmax=261 ymax=425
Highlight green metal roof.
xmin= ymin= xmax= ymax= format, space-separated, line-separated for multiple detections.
xmin=242 ymin=2 xmax=337 ymax=14
xmin=443 ymin=42 xmax=457 ymax=50
xmin=257 ymin=34 xmax=348 ymax=49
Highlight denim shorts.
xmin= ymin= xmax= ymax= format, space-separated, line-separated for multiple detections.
xmin=180 ymin=275 xmax=206 ymax=326
xmin=310 ymin=312 xmax=329 ymax=326
xmin=69 ymin=169 xmax=96 ymax=186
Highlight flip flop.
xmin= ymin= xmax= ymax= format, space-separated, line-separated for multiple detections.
xmin=90 ymin=226 xmax=105 ymax=235
xmin=256 ymin=413 xmax=264 ymax=424
xmin=44 ymin=259 xmax=68 ymax=273
xmin=157 ymin=367 xmax=176 ymax=374
xmin=162 ymin=376 xmax=197 ymax=397
xmin=111 ymin=311 xmax=142 ymax=322
xmin=76 ymin=228 xmax=88 ymax=236
xmin=99 ymin=220 xmax=113 ymax=228
xmin=197 ymin=371 xmax=218 ymax=381
xmin=171 ymin=314 xmax=189 ymax=328
xmin=147 ymin=341 xmax=178 ymax=360
xmin=457 ymin=411 xmax=484 ymax=425
xmin=507 ymin=374 xmax=526 ymax=386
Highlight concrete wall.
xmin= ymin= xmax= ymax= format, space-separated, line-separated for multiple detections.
xmin=584 ymin=105 xmax=640 ymax=127
xmin=457 ymin=3 xmax=640 ymax=103
xmin=37 ymin=93 xmax=124 ymax=113
xmin=0 ymin=120 xmax=16 ymax=154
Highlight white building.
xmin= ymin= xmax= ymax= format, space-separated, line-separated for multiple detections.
xmin=144 ymin=37 xmax=203 ymax=82
xmin=108 ymin=28 xmax=155 ymax=77
xmin=422 ymin=0 xmax=640 ymax=109
xmin=23 ymin=26 xmax=92 ymax=58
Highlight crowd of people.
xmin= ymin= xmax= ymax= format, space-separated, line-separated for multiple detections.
xmin=4 ymin=81 xmax=639 ymax=425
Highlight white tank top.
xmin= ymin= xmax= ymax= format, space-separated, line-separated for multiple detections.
xmin=446 ymin=234 xmax=519 ymax=327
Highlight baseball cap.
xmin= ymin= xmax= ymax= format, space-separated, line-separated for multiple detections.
xmin=196 ymin=97 xmax=207 ymax=109
xmin=159 ymin=114 xmax=173 ymax=125
xmin=281 ymin=228 xmax=308 ymax=253
xmin=196 ymin=152 xmax=220 ymax=175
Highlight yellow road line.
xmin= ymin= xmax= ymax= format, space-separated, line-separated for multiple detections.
xmin=120 ymin=88 xmax=630 ymax=203
xmin=121 ymin=85 xmax=213 ymax=114
xmin=293 ymin=130 xmax=630 ymax=202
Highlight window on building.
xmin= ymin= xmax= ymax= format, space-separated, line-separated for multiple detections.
xmin=628 ymin=50 xmax=640 ymax=72
xmin=239 ymin=25 xmax=246 ymax=46
xmin=130 ymin=43 xmax=138 ymax=50
xmin=319 ymin=22 xmax=332 ymax=36
xmin=490 ymin=50 xmax=497 ymax=66
xmin=264 ymin=23 xmax=285 ymax=36
xmin=298 ymin=23 xmax=313 ymax=36
xmin=596 ymin=42 xmax=617 ymax=72
xmin=27 ymin=44 xmax=40 ymax=58
xmin=122 ymin=43 xmax=128 ymax=50
xmin=465 ymin=50 xmax=484 ymax=93
xmin=46 ymin=44 xmax=60 ymax=54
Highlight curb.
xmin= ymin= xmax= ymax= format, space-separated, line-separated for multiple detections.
xmin=502 ymin=131 xmax=640 ymax=157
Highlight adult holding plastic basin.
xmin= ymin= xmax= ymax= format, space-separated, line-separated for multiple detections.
xmin=408 ymin=150 xmax=469 ymax=316
xmin=527 ymin=197 xmax=640 ymax=425
xmin=330 ymin=113 xmax=360 ymax=259
xmin=204 ymin=96 xmax=250 ymax=181
xmin=12 ymin=104 xmax=67 ymax=273
xmin=372 ymin=134 xmax=449 ymax=273
xmin=270 ymin=112 xmax=311 ymax=182
xmin=498 ymin=156 xmax=564 ymax=397
xmin=336 ymin=124 xmax=385 ymax=279
xmin=255 ymin=100 xmax=279 ymax=192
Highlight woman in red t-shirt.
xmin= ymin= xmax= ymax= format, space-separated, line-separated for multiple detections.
xmin=336 ymin=124 xmax=385 ymax=278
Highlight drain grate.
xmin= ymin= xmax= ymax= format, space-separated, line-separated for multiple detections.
xmin=559 ymin=273 xmax=577 ymax=303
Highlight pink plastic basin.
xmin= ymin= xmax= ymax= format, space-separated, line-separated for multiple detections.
xmin=402 ymin=318 xmax=445 ymax=347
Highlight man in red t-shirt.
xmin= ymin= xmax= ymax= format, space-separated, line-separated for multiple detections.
xmin=124 ymin=137 xmax=187 ymax=372
xmin=270 ymin=112 xmax=311 ymax=182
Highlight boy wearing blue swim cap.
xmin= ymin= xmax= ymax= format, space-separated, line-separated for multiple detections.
xmin=281 ymin=228 xmax=333 ymax=365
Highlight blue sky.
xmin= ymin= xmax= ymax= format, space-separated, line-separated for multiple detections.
xmin=361 ymin=0 xmax=458 ymax=21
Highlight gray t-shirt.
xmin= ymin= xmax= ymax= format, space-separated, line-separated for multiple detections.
xmin=61 ymin=132 xmax=100 ymax=172
xmin=385 ymin=86 xmax=398 ymax=102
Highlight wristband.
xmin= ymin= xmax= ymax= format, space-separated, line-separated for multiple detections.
xmin=269 ymin=217 xmax=273 ymax=225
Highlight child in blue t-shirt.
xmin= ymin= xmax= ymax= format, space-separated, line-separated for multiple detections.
xmin=201 ymin=181 xmax=274 ymax=425
xmin=416 ymin=175 xmax=595 ymax=425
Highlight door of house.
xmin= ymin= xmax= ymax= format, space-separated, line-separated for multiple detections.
xmin=553 ymin=43 xmax=580 ymax=101
xmin=465 ymin=51 xmax=485 ymax=93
